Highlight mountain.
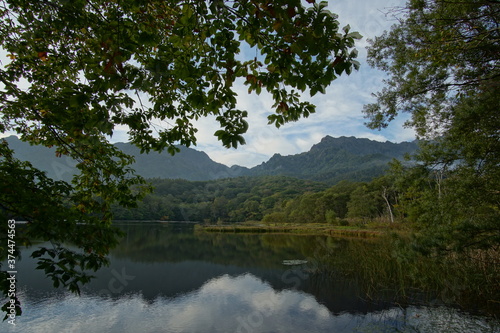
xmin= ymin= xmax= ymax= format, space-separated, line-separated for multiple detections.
xmin=114 ymin=142 xmax=246 ymax=181
xmin=245 ymin=136 xmax=418 ymax=183
xmin=2 ymin=135 xmax=417 ymax=184
xmin=2 ymin=136 xmax=245 ymax=182
xmin=4 ymin=135 xmax=79 ymax=183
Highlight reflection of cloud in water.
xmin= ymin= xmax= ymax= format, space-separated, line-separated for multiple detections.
xmin=8 ymin=274 xmax=498 ymax=333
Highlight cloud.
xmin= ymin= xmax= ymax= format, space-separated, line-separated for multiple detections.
xmin=15 ymin=274 xmax=340 ymax=333
xmin=331 ymin=0 xmax=405 ymax=40
xmin=1 ymin=0 xmax=413 ymax=169
xmin=12 ymin=273 xmax=482 ymax=333
xmin=188 ymin=0 xmax=413 ymax=167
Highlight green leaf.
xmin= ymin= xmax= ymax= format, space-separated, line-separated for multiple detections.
xmin=0 ymin=0 xmax=363 ymax=317
xmin=348 ymin=32 xmax=362 ymax=40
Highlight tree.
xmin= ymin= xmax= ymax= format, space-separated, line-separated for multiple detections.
xmin=325 ymin=180 xmax=359 ymax=219
xmin=365 ymin=0 xmax=500 ymax=251
xmin=364 ymin=0 xmax=499 ymax=137
xmin=346 ymin=183 xmax=382 ymax=222
xmin=0 ymin=0 xmax=361 ymax=316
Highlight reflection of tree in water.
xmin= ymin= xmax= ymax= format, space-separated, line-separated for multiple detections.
xmin=110 ymin=223 xmax=313 ymax=268
xmin=308 ymin=236 xmax=500 ymax=316
xmin=110 ymin=223 xmax=499 ymax=316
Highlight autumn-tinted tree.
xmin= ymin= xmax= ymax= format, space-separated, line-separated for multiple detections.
xmin=0 ymin=0 xmax=361 ymax=316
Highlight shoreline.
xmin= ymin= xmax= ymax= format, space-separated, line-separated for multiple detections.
xmin=195 ymin=223 xmax=386 ymax=238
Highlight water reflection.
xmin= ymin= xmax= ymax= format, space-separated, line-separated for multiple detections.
xmin=7 ymin=273 xmax=498 ymax=333
xmin=4 ymin=223 xmax=499 ymax=332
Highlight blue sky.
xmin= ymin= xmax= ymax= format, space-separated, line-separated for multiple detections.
xmin=1 ymin=0 xmax=412 ymax=168
xmin=186 ymin=0 xmax=413 ymax=167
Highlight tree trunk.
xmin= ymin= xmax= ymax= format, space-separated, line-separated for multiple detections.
xmin=382 ymin=187 xmax=394 ymax=224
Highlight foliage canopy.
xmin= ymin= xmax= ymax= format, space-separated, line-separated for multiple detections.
xmin=0 ymin=0 xmax=361 ymax=315
xmin=364 ymin=0 xmax=499 ymax=137
xmin=364 ymin=0 xmax=500 ymax=252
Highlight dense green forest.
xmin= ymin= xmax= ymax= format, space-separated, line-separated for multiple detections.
xmin=113 ymin=168 xmax=398 ymax=226
xmin=112 ymin=176 xmax=329 ymax=222
xmin=114 ymin=149 xmax=499 ymax=256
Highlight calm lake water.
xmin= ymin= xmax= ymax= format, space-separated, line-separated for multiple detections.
xmin=4 ymin=222 xmax=500 ymax=332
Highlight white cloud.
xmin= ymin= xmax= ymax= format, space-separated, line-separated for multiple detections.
xmin=189 ymin=0 xmax=413 ymax=167
xmin=12 ymin=273 xmax=485 ymax=333
xmin=2 ymin=0 xmax=414 ymax=168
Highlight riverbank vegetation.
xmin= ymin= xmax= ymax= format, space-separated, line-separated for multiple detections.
xmin=113 ymin=223 xmax=500 ymax=316
xmin=195 ymin=223 xmax=385 ymax=238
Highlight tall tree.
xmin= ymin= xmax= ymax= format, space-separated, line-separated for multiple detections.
xmin=364 ymin=0 xmax=500 ymax=251
xmin=0 ymin=0 xmax=361 ymax=315
xmin=364 ymin=0 xmax=499 ymax=136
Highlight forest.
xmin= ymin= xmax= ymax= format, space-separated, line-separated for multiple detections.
xmin=1 ymin=0 xmax=499 ymax=319
xmin=113 ymin=174 xmax=383 ymax=225
xmin=114 ymin=144 xmax=499 ymax=255
xmin=112 ymin=176 xmax=329 ymax=223
xmin=110 ymin=160 xmax=420 ymax=226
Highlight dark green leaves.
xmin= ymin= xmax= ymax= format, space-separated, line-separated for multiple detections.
xmin=0 ymin=0 xmax=361 ymax=317
xmin=31 ymin=245 xmax=105 ymax=295
xmin=215 ymin=110 xmax=249 ymax=148
xmin=364 ymin=0 xmax=500 ymax=253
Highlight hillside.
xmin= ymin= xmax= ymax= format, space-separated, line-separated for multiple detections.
xmin=246 ymin=136 xmax=418 ymax=183
xmin=114 ymin=142 xmax=245 ymax=181
xmin=3 ymin=136 xmax=244 ymax=182
xmin=2 ymin=135 xmax=417 ymax=184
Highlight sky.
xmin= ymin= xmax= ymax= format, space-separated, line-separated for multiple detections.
xmin=1 ymin=0 xmax=413 ymax=168
xmin=184 ymin=0 xmax=414 ymax=168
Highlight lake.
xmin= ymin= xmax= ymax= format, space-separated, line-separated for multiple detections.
xmin=4 ymin=222 xmax=499 ymax=332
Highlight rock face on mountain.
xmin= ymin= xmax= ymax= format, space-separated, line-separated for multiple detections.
xmin=245 ymin=136 xmax=417 ymax=183
xmin=2 ymin=135 xmax=417 ymax=183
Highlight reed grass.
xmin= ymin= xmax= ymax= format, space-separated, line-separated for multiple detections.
xmin=324 ymin=234 xmax=500 ymax=316
xmin=195 ymin=223 xmax=382 ymax=237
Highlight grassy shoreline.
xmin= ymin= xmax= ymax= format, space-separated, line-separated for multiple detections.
xmin=195 ymin=223 xmax=387 ymax=238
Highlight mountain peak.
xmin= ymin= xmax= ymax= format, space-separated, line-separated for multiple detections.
xmin=247 ymin=136 xmax=417 ymax=183
xmin=3 ymin=135 xmax=417 ymax=184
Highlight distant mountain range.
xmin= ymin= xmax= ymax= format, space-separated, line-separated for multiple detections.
xmin=246 ymin=136 xmax=418 ymax=183
xmin=2 ymin=135 xmax=417 ymax=184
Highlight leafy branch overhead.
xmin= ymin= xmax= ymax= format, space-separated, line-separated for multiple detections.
xmin=1 ymin=0 xmax=360 ymax=151
xmin=364 ymin=0 xmax=499 ymax=138
xmin=0 ymin=0 xmax=360 ymax=313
